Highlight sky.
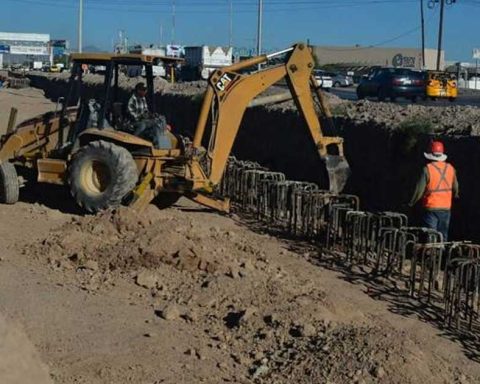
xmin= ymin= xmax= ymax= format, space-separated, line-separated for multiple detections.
xmin=2 ymin=0 xmax=479 ymax=62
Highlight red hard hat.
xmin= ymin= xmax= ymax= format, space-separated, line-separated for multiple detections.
xmin=430 ymin=140 xmax=444 ymax=154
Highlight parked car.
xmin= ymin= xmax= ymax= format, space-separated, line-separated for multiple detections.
xmin=356 ymin=67 xmax=425 ymax=102
xmin=322 ymin=71 xmax=353 ymax=87
xmin=313 ymin=69 xmax=333 ymax=90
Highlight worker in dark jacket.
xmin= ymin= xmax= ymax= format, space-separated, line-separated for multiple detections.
xmin=409 ymin=140 xmax=459 ymax=241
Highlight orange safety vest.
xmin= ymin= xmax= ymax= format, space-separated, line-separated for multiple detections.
xmin=422 ymin=161 xmax=455 ymax=210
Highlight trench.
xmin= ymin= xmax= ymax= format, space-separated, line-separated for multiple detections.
xmin=27 ymin=74 xmax=480 ymax=241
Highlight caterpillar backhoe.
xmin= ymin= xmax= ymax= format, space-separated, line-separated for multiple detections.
xmin=0 ymin=42 xmax=350 ymax=213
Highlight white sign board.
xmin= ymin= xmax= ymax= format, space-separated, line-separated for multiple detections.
xmin=473 ymin=48 xmax=480 ymax=60
xmin=9 ymin=45 xmax=48 ymax=55
xmin=0 ymin=32 xmax=50 ymax=43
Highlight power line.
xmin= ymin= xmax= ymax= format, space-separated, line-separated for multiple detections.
xmin=4 ymin=0 xmax=418 ymax=13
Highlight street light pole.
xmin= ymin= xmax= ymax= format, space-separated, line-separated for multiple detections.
xmin=256 ymin=0 xmax=263 ymax=69
xmin=172 ymin=0 xmax=176 ymax=44
xmin=229 ymin=0 xmax=233 ymax=47
xmin=420 ymin=0 xmax=425 ymax=68
xmin=78 ymin=0 xmax=83 ymax=53
xmin=436 ymin=0 xmax=445 ymax=70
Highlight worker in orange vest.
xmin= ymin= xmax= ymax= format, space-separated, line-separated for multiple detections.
xmin=409 ymin=140 xmax=459 ymax=241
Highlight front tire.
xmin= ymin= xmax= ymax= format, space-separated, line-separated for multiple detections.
xmin=0 ymin=162 xmax=19 ymax=204
xmin=378 ymin=88 xmax=386 ymax=102
xmin=68 ymin=140 xmax=138 ymax=213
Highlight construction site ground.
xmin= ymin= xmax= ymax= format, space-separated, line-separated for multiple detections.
xmin=1 ymin=87 xmax=480 ymax=384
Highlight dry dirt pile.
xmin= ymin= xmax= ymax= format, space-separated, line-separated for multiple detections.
xmin=28 ymin=207 xmax=258 ymax=278
xmin=24 ymin=206 xmax=476 ymax=384
xmin=340 ymin=100 xmax=480 ymax=135
xmin=0 ymin=88 xmax=55 ymax=131
xmin=33 ymin=71 xmax=205 ymax=95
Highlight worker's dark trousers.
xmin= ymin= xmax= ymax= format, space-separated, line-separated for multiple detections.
xmin=422 ymin=209 xmax=451 ymax=242
xmin=133 ymin=120 xmax=171 ymax=149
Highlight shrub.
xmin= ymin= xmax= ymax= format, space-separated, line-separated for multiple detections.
xmin=397 ymin=116 xmax=433 ymax=153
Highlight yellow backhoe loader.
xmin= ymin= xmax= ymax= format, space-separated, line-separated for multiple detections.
xmin=0 ymin=42 xmax=350 ymax=213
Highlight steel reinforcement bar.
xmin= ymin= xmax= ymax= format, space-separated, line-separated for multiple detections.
xmin=219 ymin=157 xmax=480 ymax=336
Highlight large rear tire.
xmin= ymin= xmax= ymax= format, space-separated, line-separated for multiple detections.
xmin=0 ymin=162 xmax=19 ymax=204
xmin=68 ymin=140 xmax=138 ymax=213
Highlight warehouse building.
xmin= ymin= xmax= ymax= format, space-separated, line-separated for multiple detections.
xmin=313 ymin=45 xmax=445 ymax=71
xmin=0 ymin=32 xmax=51 ymax=67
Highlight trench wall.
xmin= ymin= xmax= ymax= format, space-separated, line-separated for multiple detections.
xmin=28 ymin=74 xmax=480 ymax=241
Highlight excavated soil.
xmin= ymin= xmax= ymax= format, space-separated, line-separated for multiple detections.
xmin=14 ymin=204 xmax=480 ymax=384
xmin=0 ymin=87 xmax=55 ymax=124
xmin=29 ymin=72 xmax=480 ymax=135
xmin=341 ymin=100 xmax=480 ymax=135
xmin=1 ymin=77 xmax=480 ymax=383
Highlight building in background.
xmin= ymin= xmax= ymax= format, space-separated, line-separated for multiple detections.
xmin=50 ymin=39 xmax=69 ymax=65
xmin=0 ymin=32 xmax=50 ymax=67
xmin=313 ymin=46 xmax=445 ymax=72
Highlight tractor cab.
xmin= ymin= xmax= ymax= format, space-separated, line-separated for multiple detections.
xmin=62 ymin=53 xmax=182 ymax=152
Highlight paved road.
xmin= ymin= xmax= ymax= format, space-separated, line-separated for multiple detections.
xmin=330 ymin=86 xmax=480 ymax=107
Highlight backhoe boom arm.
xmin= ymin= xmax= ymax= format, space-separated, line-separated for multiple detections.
xmin=190 ymin=42 xmax=350 ymax=194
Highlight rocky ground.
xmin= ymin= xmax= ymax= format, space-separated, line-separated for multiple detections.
xmin=1 ymin=90 xmax=480 ymax=383
xmin=2 ymin=200 xmax=480 ymax=384
xmin=338 ymin=100 xmax=480 ymax=135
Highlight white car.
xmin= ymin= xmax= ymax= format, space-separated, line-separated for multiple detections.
xmin=313 ymin=69 xmax=333 ymax=90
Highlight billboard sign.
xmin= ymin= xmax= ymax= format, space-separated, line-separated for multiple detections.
xmin=166 ymin=44 xmax=184 ymax=57
xmin=9 ymin=45 xmax=48 ymax=55
xmin=473 ymin=48 xmax=480 ymax=60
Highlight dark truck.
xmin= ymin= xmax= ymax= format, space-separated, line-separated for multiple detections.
xmin=356 ymin=67 xmax=425 ymax=102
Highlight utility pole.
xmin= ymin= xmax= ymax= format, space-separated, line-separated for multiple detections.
xmin=172 ymin=0 xmax=176 ymax=45
xmin=229 ymin=0 xmax=233 ymax=47
xmin=160 ymin=23 xmax=164 ymax=47
xmin=78 ymin=0 xmax=83 ymax=53
xmin=420 ymin=0 xmax=426 ymax=68
xmin=256 ymin=0 xmax=263 ymax=69
xmin=436 ymin=0 xmax=445 ymax=70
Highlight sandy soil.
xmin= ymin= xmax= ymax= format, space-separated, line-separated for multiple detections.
xmin=0 ymin=87 xmax=55 ymax=132
xmin=1 ymin=90 xmax=480 ymax=384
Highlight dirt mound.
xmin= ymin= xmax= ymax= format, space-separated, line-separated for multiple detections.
xmin=342 ymin=100 xmax=480 ymax=135
xmin=27 ymin=207 xmax=264 ymax=278
xmin=0 ymin=313 xmax=52 ymax=384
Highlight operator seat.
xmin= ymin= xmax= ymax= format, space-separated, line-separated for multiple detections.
xmin=111 ymin=102 xmax=134 ymax=133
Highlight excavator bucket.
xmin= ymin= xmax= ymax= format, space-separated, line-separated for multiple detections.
xmin=325 ymin=155 xmax=350 ymax=195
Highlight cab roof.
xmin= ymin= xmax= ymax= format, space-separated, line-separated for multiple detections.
xmin=69 ymin=52 xmax=184 ymax=65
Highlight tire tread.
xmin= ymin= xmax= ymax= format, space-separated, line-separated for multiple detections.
xmin=69 ymin=140 xmax=138 ymax=213
xmin=0 ymin=162 xmax=19 ymax=204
